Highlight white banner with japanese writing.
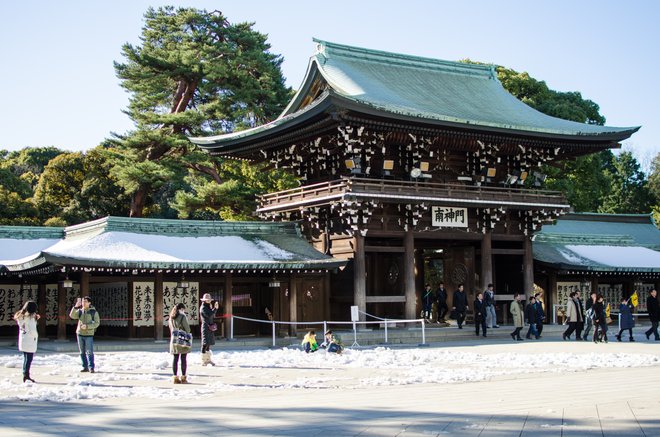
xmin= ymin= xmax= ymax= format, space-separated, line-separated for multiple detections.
xmin=45 ymin=284 xmax=81 ymax=326
xmin=132 ymin=282 xmax=200 ymax=327
xmin=432 ymin=207 xmax=468 ymax=227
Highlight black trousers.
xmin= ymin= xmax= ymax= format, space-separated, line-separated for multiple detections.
xmin=456 ymin=311 xmax=466 ymax=328
xmin=475 ymin=318 xmax=487 ymax=336
xmin=511 ymin=327 xmax=522 ymax=339
xmin=564 ymin=322 xmax=578 ymax=339
xmin=437 ymin=303 xmax=448 ymax=320
xmin=646 ymin=321 xmax=659 ymax=340
xmin=617 ymin=328 xmax=633 ymax=339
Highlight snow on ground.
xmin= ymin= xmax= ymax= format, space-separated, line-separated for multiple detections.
xmin=1 ymin=347 xmax=658 ymax=403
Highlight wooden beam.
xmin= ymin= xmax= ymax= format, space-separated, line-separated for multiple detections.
xmin=127 ymin=281 xmax=135 ymax=339
xmin=404 ymin=230 xmax=416 ymax=320
xmin=523 ymin=237 xmax=534 ymax=299
xmin=366 ymin=295 xmax=407 ymax=303
xmin=364 ymin=245 xmax=405 ymax=253
xmin=481 ymin=231 xmax=493 ymax=291
xmin=57 ymin=282 xmax=67 ymax=341
xmin=491 ymin=248 xmax=525 ymax=255
xmin=154 ymin=272 xmax=163 ymax=341
xmin=353 ymin=234 xmax=367 ymax=321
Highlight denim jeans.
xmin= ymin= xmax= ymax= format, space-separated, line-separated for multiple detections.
xmin=77 ymin=335 xmax=95 ymax=370
xmin=23 ymin=352 xmax=34 ymax=375
xmin=486 ymin=305 xmax=497 ymax=328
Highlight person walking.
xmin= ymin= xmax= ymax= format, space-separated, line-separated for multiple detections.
xmin=14 ymin=301 xmax=39 ymax=383
xmin=69 ymin=296 xmax=100 ymax=373
xmin=484 ymin=284 xmax=499 ymax=328
xmin=582 ymin=291 xmax=598 ymax=341
xmin=645 ymin=289 xmax=659 ymax=341
xmin=473 ymin=292 xmax=487 ymax=337
xmin=533 ymin=293 xmax=545 ymax=337
xmin=436 ymin=282 xmax=448 ymax=323
xmin=616 ymin=296 xmax=635 ymax=342
xmin=422 ymin=284 xmax=434 ymax=321
xmin=562 ymin=292 xmax=583 ymax=340
xmin=574 ymin=290 xmax=585 ymax=341
xmin=525 ymin=296 xmax=540 ymax=339
xmin=199 ymin=293 xmax=219 ymax=366
xmin=169 ymin=303 xmax=192 ymax=384
xmin=452 ymin=284 xmax=469 ymax=329
xmin=510 ymin=293 xmax=524 ymax=341
xmin=593 ymin=294 xmax=608 ymax=343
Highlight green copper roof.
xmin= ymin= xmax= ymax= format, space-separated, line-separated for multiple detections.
xmin=533 ymin=213 xmax=660 ymax=272
xmin=191 ymin=39 xmax=639 ymax=150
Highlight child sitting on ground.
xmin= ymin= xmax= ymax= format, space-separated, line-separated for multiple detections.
xmin=320 ymin=330 xmax=343 ymax=354
xmin=301 ymin=330 xmax=318 ymax=353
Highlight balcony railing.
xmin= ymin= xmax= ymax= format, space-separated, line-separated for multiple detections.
xmin=258 ymin=176 xmax=568 ymax=213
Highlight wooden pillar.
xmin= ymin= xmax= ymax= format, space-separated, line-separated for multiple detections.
xmin=353 ymin=234 xmax=367 ymax=321
xmin=57 ymin=282 xmax=67 ymax=341
xmin=224 ymin=272 xmax=233 ymax=339
xmin=548 ymin=271 xmax=557 ymax=323
xmin=80 ymin=271 xmax=90 ymax=297
xmin=481 ymin=231 xmax=493 ymax=291
xmin=404 ymin=229 xmax=416 ymax=320
xmin=288 ymin=274 xmax=298 ymax=337
xmin=324 ymin=271 xmax=331 ymax=321
xmin=154 ymin=272 xmax=163 ymax=341
xmin=591 ymin=276 xmax=599 ymax=297
xmin=37 ymin=283 xmax=47 ymax=337
xmin=127 ymin=281 xmax=135 ymax=339
xmin=523 ymin=237 xmax=534 ymax=299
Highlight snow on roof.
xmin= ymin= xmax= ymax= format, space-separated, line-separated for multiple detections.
xmin=565 ymin=245 xmax=660 ymax=269
xmin=43 ymin=231 xmax=295 ymax=263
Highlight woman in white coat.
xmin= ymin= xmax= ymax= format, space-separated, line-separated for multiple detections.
xmin=14 ymin=301 xmax=39 ymax=383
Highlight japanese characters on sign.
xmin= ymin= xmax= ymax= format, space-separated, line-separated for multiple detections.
xmin=431 ymin=207 xmax=468 ymax=227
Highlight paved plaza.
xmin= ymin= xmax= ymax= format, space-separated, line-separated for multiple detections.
xmin=0 ymin=331 xmax=659 ymax=436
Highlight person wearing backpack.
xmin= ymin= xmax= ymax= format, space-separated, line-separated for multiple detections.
xmin=69 ymin=296 xmax=101 ymax=373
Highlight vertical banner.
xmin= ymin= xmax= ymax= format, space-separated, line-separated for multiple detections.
xmin=132 ymin=282 xmax=155 ymax=327
xmin=0 ymin=284 xmax=69 ymax=326
xmin=133 ymin=282 xmax=199 ymax=326
xmin=90 ymin=282 xmax=129 ymax=327
xmin=597 ymin=284 xmax=622 ymax=309
xmin=163 ymin=282 xmax=199 ymax=326
xmin=556 ymin=282 xmax=582 ymax=307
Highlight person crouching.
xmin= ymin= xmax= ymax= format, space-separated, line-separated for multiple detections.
xmin=301 ymin=330 xmax=318 ymax=353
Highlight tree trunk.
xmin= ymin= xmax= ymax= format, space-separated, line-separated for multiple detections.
xmin=129 ymin=186 xmax=147 ymax=218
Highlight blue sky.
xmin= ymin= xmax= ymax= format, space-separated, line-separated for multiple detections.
xmin=1 ymin=1 xmax=658 ymax=169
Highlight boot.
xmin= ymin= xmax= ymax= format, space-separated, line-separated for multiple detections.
xmin=172 ymin=375 xmax=181 ymax=384
xmin=180 ymin=375 xmax=188 ymax=384
xmin=201 ymin=351 xmax=216 ymax=366
xmin=206 ymin=351 xmax=216 ymax=367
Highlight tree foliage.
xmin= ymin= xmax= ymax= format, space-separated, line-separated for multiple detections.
xmin=112 ymin=6 xmax=292 ymax=218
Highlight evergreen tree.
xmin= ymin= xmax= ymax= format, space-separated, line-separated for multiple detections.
xmin=599 ymin=151 xmax=654 ymax=214
xmin=112 ymin=6 xmax=291 ymax=218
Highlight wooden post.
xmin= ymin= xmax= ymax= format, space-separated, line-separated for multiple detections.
xmin=523 ymin=237 xmax=534 ymax=299
xmin=224 ymin=272 xmax=233 ymax=339
xmin=154 ymin=272 xmax=163 ymax=341
xmin=481 ymin=231 xmax=493 ymax=291
xmin=57 ymin=281 xmax=67 ymax=341
xmin=548 ymin=272 xmax=557 ymax=323
xmin=404 ymin=229 xmax=416 ymax=320
xmin=80 ymin=271 xmax=90 ymax=297
xmin=37 ymin=282 xmax=47 ymax=337
xmin=288 ymin=274 xmax=297 ymax=337
xmin=591 ymin=277 xmax=599 ymax=297
xmin=324 ymin=271 xmax=331 ymax=321
xmin=353 ymin=234 xmax=367 ymax=321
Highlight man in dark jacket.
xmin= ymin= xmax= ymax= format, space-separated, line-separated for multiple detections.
xmin=525 ymin=296 xmax=540 ymax=339
xmin=484 ymin=284 xmax=499 ymax=328
xmin=533 ymin=292 xmax=545 ymax=337
xmin=473 ymin=292 xmax=487 ymax=337
xmin=645 ymin=289 xmax=659 ymax=341
xmin=436 ymin=282 xmax=448 ymax=323
xmin=452 ymin=284 xmax=469 ymax=329
xmin=582 ymin=291 xmax=597 ymax=341
xmin=422 ymin=284 xmax=434 ymax=321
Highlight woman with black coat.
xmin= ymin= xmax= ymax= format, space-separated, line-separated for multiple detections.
xmin=593 ymin=294 xmax=608 ymax=343
xmin=199 ymin=293 xmax=219 ymax=366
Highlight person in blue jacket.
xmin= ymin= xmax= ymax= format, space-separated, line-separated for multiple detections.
xmin=616 ymin=296 xmax=635 ymax=342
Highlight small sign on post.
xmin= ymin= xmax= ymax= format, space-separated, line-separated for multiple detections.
xmin=350 ymin=305 xmax=359 ymax=322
